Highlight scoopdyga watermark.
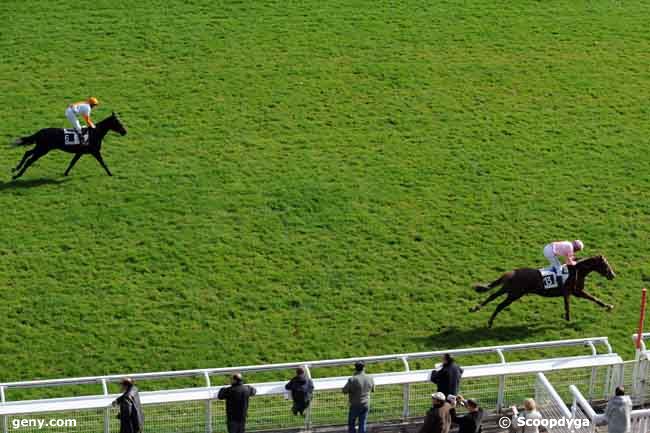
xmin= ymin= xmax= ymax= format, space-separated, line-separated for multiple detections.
xmin=498 ymin=416 xmax=590 ymax=430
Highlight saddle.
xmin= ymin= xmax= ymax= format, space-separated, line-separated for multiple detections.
xmin=539 ymin=265 xmax=569 ymax=290
xmin=63 ymin=128 xmax=90 ymax=146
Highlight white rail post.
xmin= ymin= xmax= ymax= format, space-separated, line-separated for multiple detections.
xmin=1 ymin=385 xmax=7 ymax=433
xmin=587 ymin=341 xmax=597 ymax=401
xmin=401 ymin=357 xmax=410 ymax=420
xmin=101 ymin=379 xmax=110 ymax=433
xmin=496 ymin=349 xmax=507 ymax=412
xmin=304 ymin=365 xmax=312 ymax=432
xmin=204 ymin=372 xmax=213 ymax=433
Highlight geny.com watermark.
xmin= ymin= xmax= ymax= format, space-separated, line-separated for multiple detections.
xmin=11 ymin=418 xmax=77 ymax=430
xmin=498 ymin=416 xmax=590 ymax=430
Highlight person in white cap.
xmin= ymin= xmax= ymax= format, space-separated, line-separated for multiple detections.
xmin=543 ymin=240 xmax=584 ymax=275
xmin=419 ymin=392 xmax=452 ymax=433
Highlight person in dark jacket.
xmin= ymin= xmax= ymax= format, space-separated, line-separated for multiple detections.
xmin=285 ymin=367 xmax=314 ymax=416
xmin=112 ymin=378 xmax=144 ymax=433
xmin=419 ymin=392 xmax=452 ymax=433
xmin=430 ymin=354 xmax=463 ymax=397
xmin=450 ymin=395 xmax=484 ymax=433
xmin=217 ymin=373 xmax=257 ymax=433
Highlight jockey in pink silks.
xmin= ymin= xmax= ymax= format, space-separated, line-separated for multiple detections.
xmin=543 ymin=240 xmax=584 ymax=274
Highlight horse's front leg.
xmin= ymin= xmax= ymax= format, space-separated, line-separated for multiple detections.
xmin=575 ymin=290 xmax=614 ymax=310
xmin=92 ymin=151 xmax=112 ymax=176
xmin=13 ymin=149 xmax=34 ymax=172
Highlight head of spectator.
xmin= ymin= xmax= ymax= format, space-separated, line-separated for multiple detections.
xmin=442 ymin=353 xmax=455 ymax=366
xmin=615 ymin=386 xmax=625 ymax=396
xmin=119 ymin=377 xmax=134 ymax=392
xmin=523 ymin=398 xmax=537 ymax=412
xmin=231 ymin=373 xmax=243 ymax=386
xmin=354 ymin=361 xmax=365 ymax=373
xmin=465 ymin=398 xmax=479 ymax=412
xmin=432 ymin=392 xmax=446 ymax=407
xmin=296 ymin=367 xmax=305 ymax=376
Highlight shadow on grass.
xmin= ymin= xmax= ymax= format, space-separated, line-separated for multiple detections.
xmin=0 ymin=177 xmax=69 ymax=190
xmin=412 ymin=325 xmax=551 ymax=350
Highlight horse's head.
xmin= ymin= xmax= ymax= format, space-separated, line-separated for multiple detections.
xmin=108 ymin=111 xmax=127 ymax=136
xmin=580 ymin=255 xmax=616 ymax=280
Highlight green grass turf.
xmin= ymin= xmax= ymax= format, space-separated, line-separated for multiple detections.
xmin=1 ymin=0 xmax=650 ymax=388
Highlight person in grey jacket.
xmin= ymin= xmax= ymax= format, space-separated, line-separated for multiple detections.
xmin=605 ymin=386 xmax=632 ymax=433
xmin=342 ymin=362 xmax=375 ymax=433
xmin=112 ymin=378 xmax=144 ymax=433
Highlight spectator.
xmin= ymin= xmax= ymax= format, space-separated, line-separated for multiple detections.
xmin=430 ymin=354 xmax=463 ymax=397
xmin=285 ymin=367 xmax=314 ymax=416
xmin=419 ymin=392 xmax=452 ymax=433
xmin=112 ymin=378 xmax=144 ymax=433
xmin=511 ymin=398 xmax=542 ymax=433
xmin=217 ymin=373 xmax=257 ymax=433
xmin=342 ymin=361 xmax=375 ymax=433
xmin=605 ymin=386 xmax=632 ymax=433
xmin=450 ymin=395 xmax=483 ymax=433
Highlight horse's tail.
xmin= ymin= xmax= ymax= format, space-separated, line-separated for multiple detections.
xmin=473 ymin=274 xmax=507 ymax=292
xmin=11 ymin=133 xmax=37 ymax=147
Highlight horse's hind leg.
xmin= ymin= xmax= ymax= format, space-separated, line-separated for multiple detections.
xmin=13 ymin=149 xmax=35 ymax=172
xmin=12 ymin=150 xmax=46 ymax=180
xmin=470 ymin=287 xmax=508 ymax=312
xmin=487 ymin=294 xmax=522 ymax=328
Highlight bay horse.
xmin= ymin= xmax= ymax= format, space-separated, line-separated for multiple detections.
xmin=470 ymin=255 xmax=615 ymax=328
xmin=11 ymin=112 xmax=127 ymax=180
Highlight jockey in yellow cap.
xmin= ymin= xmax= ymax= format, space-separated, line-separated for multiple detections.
xmin=65 ymin=97 xmax=99 ymax=145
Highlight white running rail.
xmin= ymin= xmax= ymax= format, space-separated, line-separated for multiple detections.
xmin=0 ymin=337 xmax=620 ymax=433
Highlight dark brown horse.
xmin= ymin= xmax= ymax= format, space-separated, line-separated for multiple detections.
xmin=471 ymin=255 xmax=615 ymax=328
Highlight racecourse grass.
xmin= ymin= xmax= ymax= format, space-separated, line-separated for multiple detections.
xmin=1 ymin=0 xmax=650 ymax=395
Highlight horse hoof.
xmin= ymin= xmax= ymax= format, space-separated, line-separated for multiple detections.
xmin=607 ymin=304 xmax=614 ymax=311
xmin=469 ymin=305 xmax=480 ymax=313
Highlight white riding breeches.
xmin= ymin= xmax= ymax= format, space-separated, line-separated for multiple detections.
xmin=65 ymin=107 xmax=82 ymax=133
xmin=543 ymin=244 xmax=562 ymax=273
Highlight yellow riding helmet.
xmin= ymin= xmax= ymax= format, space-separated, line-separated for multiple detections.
xmin=88 ymin=97 xmax=99 ymax=106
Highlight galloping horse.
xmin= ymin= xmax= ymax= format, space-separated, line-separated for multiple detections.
xmin=471 ymin=255 xmax=616 ymax=328
xmin=11 ymin=112 xmax=127 ymax=180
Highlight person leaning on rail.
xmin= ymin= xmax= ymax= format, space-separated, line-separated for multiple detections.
xmin=342 ymin=361 xmax=375 ymax=433
xmin=285 ymin=367 xmax=314 ymax=416
xmin=111 ymin=378 xmax=144 ymax=433
xmin=217 ymin=373 xmax=257 ymax=433
xmin=430 ymin=354 xmax=463 ymax=397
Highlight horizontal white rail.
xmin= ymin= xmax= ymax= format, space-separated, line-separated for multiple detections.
xmin=0 ymin=353 xmax=622 ymax=416
xmin=0 ymin=337 xmax=612 ymax=390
